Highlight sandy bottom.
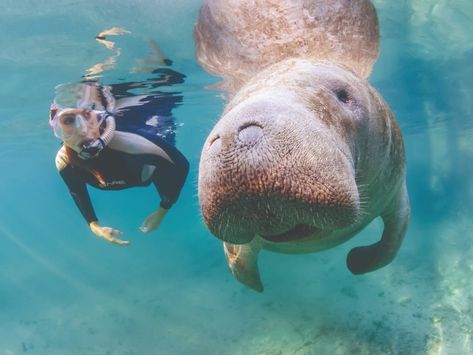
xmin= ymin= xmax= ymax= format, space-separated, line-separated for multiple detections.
xmin=1 ymin=214 xmax=472 ymax=355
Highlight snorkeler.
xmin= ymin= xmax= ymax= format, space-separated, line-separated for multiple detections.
xmin=49 ymin=81 xmax=189 ymax=246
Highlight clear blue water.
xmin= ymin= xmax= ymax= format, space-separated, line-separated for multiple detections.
xmin=1 ymin=1 xmax=472 ymax=353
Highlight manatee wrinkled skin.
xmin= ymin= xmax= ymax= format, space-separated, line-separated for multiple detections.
xmin=195 ymin=0 xmax=410 ymax=292
xmin=195 ymin=0 xmax=379 ymax=92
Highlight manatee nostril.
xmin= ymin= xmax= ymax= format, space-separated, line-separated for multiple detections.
xmin=238 ymin=123 xmax=263 ymax=145
xmin=208 ymin=134 xmax=221 ymax=147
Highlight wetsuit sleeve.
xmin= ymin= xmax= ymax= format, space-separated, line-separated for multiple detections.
xmin=59 ymin=166 xmax=98 ymax=224
xmin=150 ymin=145 xmax=189 ymax=209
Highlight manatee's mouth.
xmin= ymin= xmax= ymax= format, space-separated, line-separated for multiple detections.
xmin=259 ymin=224 xmax=319 ymax=243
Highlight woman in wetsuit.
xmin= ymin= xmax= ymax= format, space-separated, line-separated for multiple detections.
xmin=49 ymin=81 xmax=189 ymax=246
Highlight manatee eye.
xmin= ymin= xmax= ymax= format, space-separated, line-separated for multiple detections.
xmin=335 ymin=89 xmax=351 ymax=104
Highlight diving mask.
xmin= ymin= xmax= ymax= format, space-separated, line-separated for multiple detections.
xmin=50 ymin=108 xmax=104 ymax=141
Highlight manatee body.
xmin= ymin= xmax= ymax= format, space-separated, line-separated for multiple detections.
xmin=198 ymin=59 xmax=409 ymax=291
xmin=195 ymin=0 xmax=409 ymax=292
xmin=195 ymin=0 xmax=379 ymax=91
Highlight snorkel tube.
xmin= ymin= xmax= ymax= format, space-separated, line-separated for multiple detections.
xmin=78 ymin=111 xmax=115 ymax=159
xmin=78 ymin=83 xmax=117 ymax=159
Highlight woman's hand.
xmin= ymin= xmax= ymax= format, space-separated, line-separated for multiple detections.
xmin=89 ymin=221 xmax=129 ymax=246
xmin=140 ymin=207 xmax=168 ymax=233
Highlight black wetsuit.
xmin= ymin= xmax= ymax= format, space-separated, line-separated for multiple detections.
xmin=56 ymin=130 xmax=189 ymax=224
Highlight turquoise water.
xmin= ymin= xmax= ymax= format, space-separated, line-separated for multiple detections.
xmin=1 ymin=0 xmax=473 ymax=353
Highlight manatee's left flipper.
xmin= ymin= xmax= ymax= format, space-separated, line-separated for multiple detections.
xmin=223 ymin=240 xmax=264 ymax=292
xmin=347 ymin=182 xmax=410 ymax=274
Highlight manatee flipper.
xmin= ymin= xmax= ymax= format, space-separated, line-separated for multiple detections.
xmin=223 ymin=240 xmax=263 ymax=292
xmin=347 ymin=182 xmax=410 ymax=274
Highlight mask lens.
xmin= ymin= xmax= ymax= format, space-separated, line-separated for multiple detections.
xmin=53 ymin=112 xmax=85 ymax=140
xmin=60 ymin=114 xmax=77 ymax=126
xmin=51 ymin=109 xmax=103 ymax=141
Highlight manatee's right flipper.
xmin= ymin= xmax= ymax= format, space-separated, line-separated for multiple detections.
xmin=347 ymin=182 xmax=410 ymax=274
xmin=223 ymin=240 xmax=263 ymax=292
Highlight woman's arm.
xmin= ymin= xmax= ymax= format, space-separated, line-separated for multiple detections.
xmin=150 ymin=144 xmax=189 ymax=211
xmin=142 ymin=141 xmax=189 ymax=233
xmin=105 ymin=131 xmax=189 ymax=233
xmin=139 ymin=207 xmax=168 ymax=233
xmin=59 ymin=166 xmax=98 ymax=224
xmin=59 ymin=165 xmax=129 ymax=245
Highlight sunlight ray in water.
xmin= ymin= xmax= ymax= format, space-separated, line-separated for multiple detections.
xmin=0 ymin=224 xmax=93 ymax=295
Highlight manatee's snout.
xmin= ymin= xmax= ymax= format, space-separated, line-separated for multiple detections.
xmin=198 ymin=99 xmax=360 ymax=245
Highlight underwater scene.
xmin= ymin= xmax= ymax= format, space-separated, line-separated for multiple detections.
xmin=0 ymin=0 xmax=472 ymax=353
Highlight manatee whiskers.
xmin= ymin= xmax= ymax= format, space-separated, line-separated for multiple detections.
xmin=210 ymin=194 xmax=359 ymax=243
xmin=352 ymin=183 xmax=370 ymax=220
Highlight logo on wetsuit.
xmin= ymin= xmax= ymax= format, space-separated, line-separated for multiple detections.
xmin=106 ymin=180 xmax=126 ymax=187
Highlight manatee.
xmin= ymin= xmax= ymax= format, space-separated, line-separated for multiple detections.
xmin=194 ymin=0 xmax=379 ymax=91
xmin=195 ymin=0 xmax=409 ymax=292
xmin=198 ymin=58 xmax=410 ymax=292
